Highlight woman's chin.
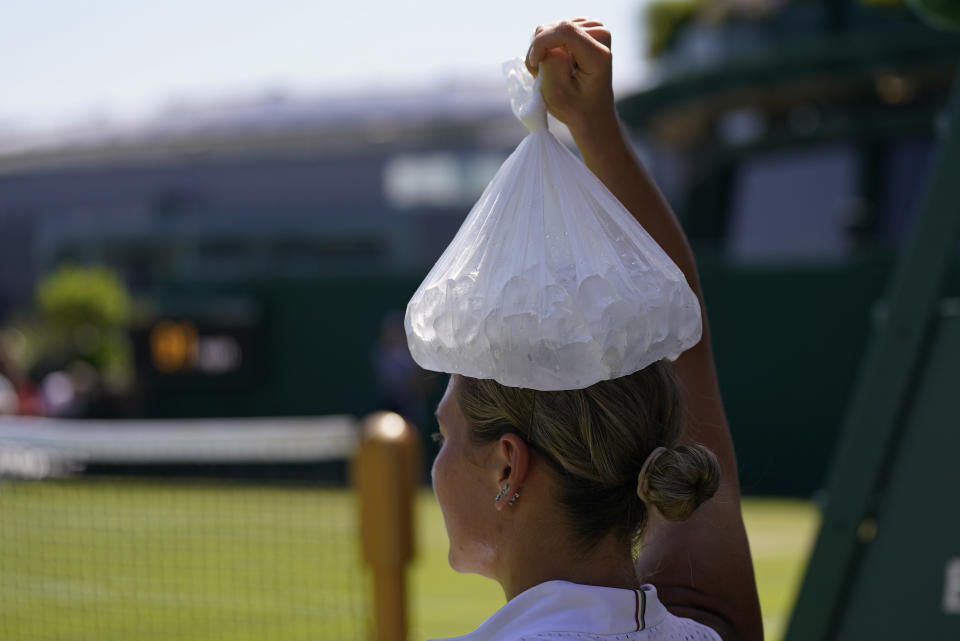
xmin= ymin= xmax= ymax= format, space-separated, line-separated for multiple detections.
xmin=447 ymin=547 xmax=476 ymax=574
xmin=447 ymin=542 xmax=496 ymax=577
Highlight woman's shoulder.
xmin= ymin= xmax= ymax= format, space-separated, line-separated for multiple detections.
xmin=515 ymin=608 xmax=722 ymax=641
xmin=430 ymin=581 xmax=721 ymax=641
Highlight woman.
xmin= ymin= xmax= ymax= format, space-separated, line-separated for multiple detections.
xmin=428 ymin=18 xmax=763 ymax=641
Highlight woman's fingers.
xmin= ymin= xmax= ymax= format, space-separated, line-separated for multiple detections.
xmin=571 ymin=17 xmax=610 ymax=44
xmin=526 ymin=20 xmax=611 ymax=76
xmin=572 ymin=17 xmax=606 ymax=30
xmin=531 ymin=19 xmax=609 ymax=55
xmin=587 ymin=26 xmax=611 ymax=48
xmin=567 ymin=20 xmax=611 ymax=69
xmin=580 ymin=26 xmax=611 ymax=52
xmin=539 ymin=48 xmax=574 ymax=89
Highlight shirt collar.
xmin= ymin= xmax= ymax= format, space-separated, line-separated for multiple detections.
xmin=430 ymin=581 xmax=668 ymax=641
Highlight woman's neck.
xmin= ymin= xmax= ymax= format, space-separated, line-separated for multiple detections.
xmin=496 ymin=522 xmax=638 ymax=601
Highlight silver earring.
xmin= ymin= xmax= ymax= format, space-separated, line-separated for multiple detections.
xmin=508 ymin=491 xmax=520 ymax=506
xmin=494 ymin=484 xmax=510 ymax=503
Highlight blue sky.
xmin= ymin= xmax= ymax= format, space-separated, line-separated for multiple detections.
xmin=2 ymin=1 xmax=653 ymax=130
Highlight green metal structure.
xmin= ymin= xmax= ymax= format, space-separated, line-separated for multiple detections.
xmin=615 ymin=5 xmax=960 ymax=496
xmin=785 ymin=64 xmax=960 ymax=640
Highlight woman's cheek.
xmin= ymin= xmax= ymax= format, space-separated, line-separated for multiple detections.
xmin=430 ymin=451 xmax=439 ymax=495
xmin=431 ymin=446 xmax=451 ymax=506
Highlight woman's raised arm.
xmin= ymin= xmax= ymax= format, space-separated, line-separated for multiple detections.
xmin=527 ymin=19 xmax=763 ymax=641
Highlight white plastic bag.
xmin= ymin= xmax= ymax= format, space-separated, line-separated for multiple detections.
xmin=405 ymin=58 xmax=701 ymax=391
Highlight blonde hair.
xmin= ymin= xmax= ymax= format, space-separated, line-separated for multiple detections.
xmin=454 ymin=361 xmax=719 ymax=550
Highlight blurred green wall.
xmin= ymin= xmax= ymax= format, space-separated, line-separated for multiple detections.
xmin=136 ymin=252 xmax=960 ymax=495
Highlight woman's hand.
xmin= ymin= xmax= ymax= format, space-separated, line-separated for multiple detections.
xmin=525 ymin=18 xmax=618 ymax=142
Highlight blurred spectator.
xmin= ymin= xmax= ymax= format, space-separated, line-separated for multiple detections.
xmin=0 ymin=337 xmax=35 ymax=415
xmin=14 ymin=378 xmax=42 ymax=416
xmin=41 ymin=370 xmax=76 ymax=417
xmin=0 ymin=341 xmax=15 ymax=415
xmin=371 ymin=310 xmax=431 ymax=430
xmin=36 ymin=360 xmax=104 ymax=418
xmin=0 ymin=373 xmax=16 ymax=415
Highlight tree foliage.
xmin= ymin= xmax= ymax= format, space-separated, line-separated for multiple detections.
xmin=643 ymin=0 xmax=956 ymax=61
xmin=36 ymin=265 xmax=131 ymax=330
xmin=21 ymin=265 xmax=134 ymax=390
xmin=645 ymin=0 xmax=705 ymax=58
xmin=907 ymin=0 xmax=960 ymax=31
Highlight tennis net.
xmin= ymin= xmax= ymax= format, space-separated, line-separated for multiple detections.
xmin=0 ymin=416 xmax=370 ymax=641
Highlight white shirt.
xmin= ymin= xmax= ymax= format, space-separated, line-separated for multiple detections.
xmin=429 ymin=580 xmax=722 ymax=641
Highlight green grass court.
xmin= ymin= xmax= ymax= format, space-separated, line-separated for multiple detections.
xmin=0 ymin=480 xmax=818 ymax=641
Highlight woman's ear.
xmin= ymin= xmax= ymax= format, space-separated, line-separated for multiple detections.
xmin=494 ymin=433 xmax=530 ymax=512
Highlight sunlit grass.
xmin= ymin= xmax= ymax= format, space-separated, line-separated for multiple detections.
xmin=742 ymin=499 xmax=820 ymax=641
xmin=0 ymin=479 xmax=369 ymax=641
xmin=1 ymin=480 xmax=817 ymax=641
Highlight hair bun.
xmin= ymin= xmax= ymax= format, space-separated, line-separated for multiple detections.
xmin=639 ymin=443 xmax=720 ymax=521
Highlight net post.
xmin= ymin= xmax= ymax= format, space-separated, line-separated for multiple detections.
xmin=355 ymin=412 xmax=421 ymax=641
